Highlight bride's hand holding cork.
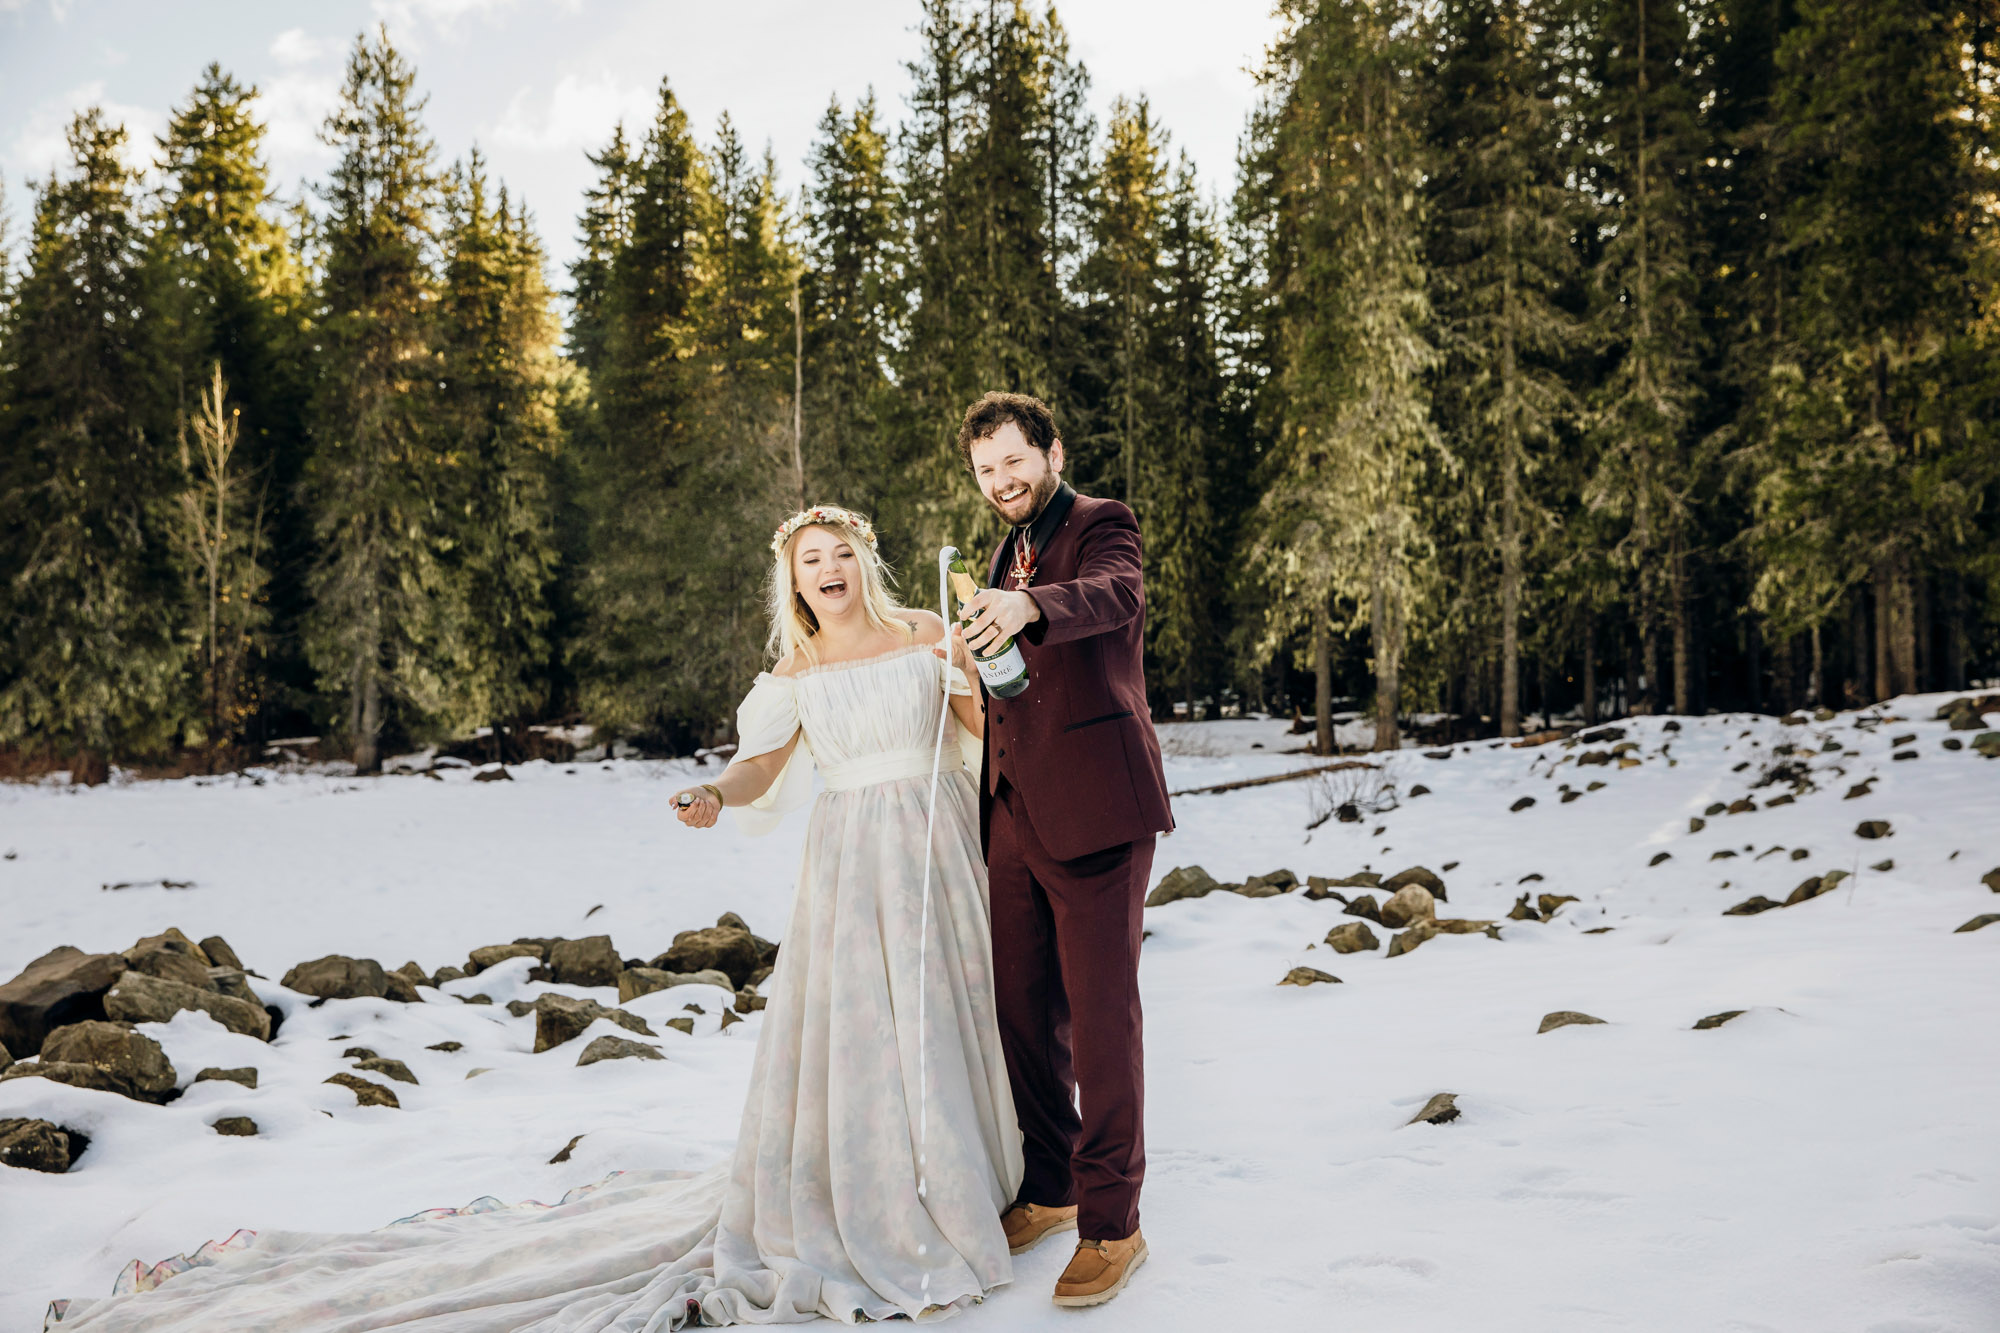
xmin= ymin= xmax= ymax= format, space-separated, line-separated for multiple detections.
xmin=672 ymin=782 xmax=724 ymax=828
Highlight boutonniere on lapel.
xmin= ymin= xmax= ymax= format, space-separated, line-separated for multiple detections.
xmin=1008 ymin=536 xmax=1038 ymax=589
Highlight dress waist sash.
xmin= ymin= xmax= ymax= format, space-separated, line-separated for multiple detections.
xmin=819 ymin=747 xmax=960 ymax=792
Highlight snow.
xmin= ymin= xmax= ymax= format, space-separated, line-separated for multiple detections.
xmin=3 ymin=695 xmax=1998 ymax=1330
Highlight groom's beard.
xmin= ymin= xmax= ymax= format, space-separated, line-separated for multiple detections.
xmin=984 ymin=467 xmax=1059 ymax=528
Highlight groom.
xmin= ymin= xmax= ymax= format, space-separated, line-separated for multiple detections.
xmin=954 ymin=392 xmax=1174 ymax=1309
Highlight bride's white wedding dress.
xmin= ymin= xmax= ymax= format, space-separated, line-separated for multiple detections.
xmin=50 ymin=642 xmax=1023 ymax=1331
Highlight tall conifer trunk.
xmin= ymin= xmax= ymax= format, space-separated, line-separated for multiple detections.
xmin=1313 ymin=603 xmax=1333 ymax=757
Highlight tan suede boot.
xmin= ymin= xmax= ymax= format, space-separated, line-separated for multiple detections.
xmin=1052 ymin=1231 xmax=1148 ymax=1307
xmin=1001 ymin=1202 xmax=1079 ymax=1255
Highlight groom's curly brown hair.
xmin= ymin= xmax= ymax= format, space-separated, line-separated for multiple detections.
xmin=956 ymin=392 xmax=1057 ymax=469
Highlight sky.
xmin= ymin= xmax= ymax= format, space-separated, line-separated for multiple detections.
xmin=0 ymin=0 xmax=1286 ymax=277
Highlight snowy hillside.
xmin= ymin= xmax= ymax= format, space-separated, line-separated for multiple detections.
xmin=3 ymin=695 xmax=1998 ymax=1331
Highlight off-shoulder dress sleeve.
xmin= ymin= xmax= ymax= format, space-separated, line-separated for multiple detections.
xmin=939 ymin=654 xmax=984 ymax=783
xmin=729 ymin=672 xmax=813 ymax=837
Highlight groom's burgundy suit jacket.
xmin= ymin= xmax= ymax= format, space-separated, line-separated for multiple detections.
xmin=980 ymin=491 xmax=1174 ymax=861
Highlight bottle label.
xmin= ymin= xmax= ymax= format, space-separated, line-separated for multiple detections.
xmin=975 ymin=642 xmax=1027 ymax=690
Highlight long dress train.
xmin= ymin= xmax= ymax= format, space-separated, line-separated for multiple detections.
xmin=48 ymin=643 xmax=1023 ymax=1330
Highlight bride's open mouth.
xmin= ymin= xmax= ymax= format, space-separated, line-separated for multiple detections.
xmin=817 ymin=578 xmax=848 ymax=600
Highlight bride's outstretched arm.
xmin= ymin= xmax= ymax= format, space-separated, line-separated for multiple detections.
xmin=671 ymin=731 xmax=801 ymax=829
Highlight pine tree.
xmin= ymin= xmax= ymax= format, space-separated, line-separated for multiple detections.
xmin=800 ymin=94 xmax=900 ymax=523
xmin=154 ymin=62 xmax=310 ymax=743
xmin=300 ymin=30 xmax=457 ymax=773
xmin=1248 ymin=0 xmax=1445 ymax=753
xmin=1426 ymin=0 xmax=1585 ymax=736
xmin=1582 ymin=0 xmax=1710 ymax=714
xmin=571 ymin=79 xmax=712 ymax=744
xmin=437 ymin=157 xmax=563 ymax=752
xmin=0 ymin=110 xmax=187 ymax=765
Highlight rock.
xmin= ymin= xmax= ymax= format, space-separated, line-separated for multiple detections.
xmin=1538 ymin=1010 xmax=1606 ymax=1033
xmin=427 ymin=1041 xmax=463 ymax=1052
xmin=0 ymin=946 xmax=128 ymax=1060
xmin=39 ymin=1021 xmax=177 ymax=1102
xmin=195 ymin=1066 xmax=257 ymax=1089
xmin=735 ymin=990 xmax=767 ymax=1013
xmin=1789 ymin=848 xmax=1810 ymax=862
xmin=1385 ymin=920 xmax=1439 ymax=958
xmin=123 ymin=934 xmax=217 ymax=992
xmin=212 ymin=1116 xmax=258 ymax=1136
xmin=1578 ymin=726 xmax=1626 ymax=744
xmin=1689 ymin=816 xmax=1706 ymax=833
xmin=282 ymin=955 xmax=390 ymax=1001
xmin=1944 ymin=738 xmax=1963 ymax=751
xmin=342 ymin=1046 xmax=378 ymax=1059
xmin=1508 ymin=894 xmax=1541 ymax=921
xmin=1382 ymin=866 xmax=1446 ymax=902
xmin=466 ymin=943 xmax=544 ymax=974
xmin=1538 ymin=894 xmax=1578 ymax=917
xmin=1648 ymin=852 xmax=1672 ymax=866
xmin=1982 ymin=868 xmax=2000 ymax=894
xmin=1577 ymin=750 xmax=1612 ymax=767
xmin=1432 ymin=918 xmax=1499 ymax=936
xmin=104 ymin=970 xmax=271 ymax=1040
xmin=1854 ymin=820 xmax=1892 ymax=840
xmin=1510 ymin=796 xmax=1536 ymax=812
xmin=1972 ymin=731 xmax=2000 ymax=759
xmin=548 ymin=1133 xmax=585 ymax=1162
xmin=505 ymin=999 xmax=536 ymax=1018
xmin=1409 ymin=784 xmax=1431 ymax=797
xmin=383 ymin=972 xmax=422 ymax=1005
xmin=1693 ymin=1010 xmax=1746 ymax=1030
xmin=1711 ymin=850 xmax=1737 ymax=860
xmin=391 ymin=961 xmax=429 ymax=986
xmin=1343 ymin=894 xmax=1384 ymax=924
xmin=473 ymin=766 xmax=513 ymax=782
xmin=746 ymin=966 xmax=775 ymax=989
xmin=1145 ymin=865 xmax=1222 ymax=907
xmin=1727 ymin=799 xmax=1756 ymax=814
xmin=1 ymin=1059 xmax=134 ymax=1095
xmin=0 ymin=1044 xmax=10 ymax=1074
xmin=1302 ymin=878 xmax=1349 ymax=903
xmin=576 ymin=1034 xmax=664 ymax=1067
xmin=1245 ymin=869 xmax=1298 ymax=896
xmin=0 ymin=1117 xmax=85 ymax=1172
xmin=548 ymin=935 xmax=621 ymax=988
xmin=654 ymin=926 xmax=763 ymax=988
xmin=206 ymin=968 xmax=258 ymax=1003
xmin=1322 ymin=922 xmax=1380 ymax=953
xmin=1955 ymin=913 xmax=2000 ymax=933
xmin=1870 ymin=859 xmax=1894 ymax=872
xmin=661 ymin=1016 xmax=694 ymax=1035
xmin=324 ymin=1072 xmax=399 ymax=1108
xmin=432 ymin=965 xmax=468 ymax=985
xmin=1406 ymin=1092 xmax=1459 ymax=1126
xmin=1703 ymin=802 xmax=1727 ymax=817
xmin=720 ymin=1009 xmax=743 ymax=1032
xmin=354 ymin=1057 xmax=418 ymax=1085
xmin=1234 ymin=876 xmax=1286 ymax=899
xmin=1844 ymin=778 xmax=1876 ymax=799
xmin=1377 ymin=884 xmax=1436 ymax=930
xmin=1278 ymin=967 xmax=1341 ymax=986
xmin=618 ymin=966 xmax=735 ymax=1004
xmin=1784 ymin=870 xmax=1849 ymax=905
xmin=532 ymin=993 xmax=655 ymax=1053
xmin=1723 ymin=895 xmax=1784 ymax=916
xmin=198 ymin=936 xmax=246 ymax=971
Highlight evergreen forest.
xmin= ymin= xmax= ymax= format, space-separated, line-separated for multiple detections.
xmin=3 ymin=0 xmax=1998 ymax=774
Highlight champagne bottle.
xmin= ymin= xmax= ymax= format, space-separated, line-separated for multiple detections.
xmin=941 ymin=547 xmax=1030 ymax=698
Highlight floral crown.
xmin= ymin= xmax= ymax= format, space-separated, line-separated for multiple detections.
xmin=770 ymin=505 xmax=879 ymax=555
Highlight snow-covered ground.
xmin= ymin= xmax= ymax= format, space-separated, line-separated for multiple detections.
xmin=3 ymin=696 xmax=1998 ymax=1331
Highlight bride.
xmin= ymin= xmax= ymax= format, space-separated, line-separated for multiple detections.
xmin=49 ymin=505 xmax=1024 ymax=1330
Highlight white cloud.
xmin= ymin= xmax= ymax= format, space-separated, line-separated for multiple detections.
xmin=8 ymin=80 xmax=165 ymax=181
xmin=369 ymin=0 xmax=576 ymax=36
xmin=491 ymin=70 xmax=652 ymax=155
xmin=270 ymin=26 xmax=344 ymax=68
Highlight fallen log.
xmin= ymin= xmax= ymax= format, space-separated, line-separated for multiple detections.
xmin=1170 ymin=760 xmax=1374 ymax=798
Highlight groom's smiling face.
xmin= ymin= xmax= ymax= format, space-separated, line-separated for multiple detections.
xmin=970 ymin=422 xmax=1064 ymax=527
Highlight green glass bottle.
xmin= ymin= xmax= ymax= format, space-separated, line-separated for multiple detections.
xmin=942 ymin=547 xmax=1030 ymax=698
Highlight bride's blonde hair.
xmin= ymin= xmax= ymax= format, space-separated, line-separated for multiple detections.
xmin=767 ymin=504 xmax=909 ymax=666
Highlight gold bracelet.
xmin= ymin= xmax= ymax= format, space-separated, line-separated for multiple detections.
xmin=701 ymin=782 xmax=724 ymax=807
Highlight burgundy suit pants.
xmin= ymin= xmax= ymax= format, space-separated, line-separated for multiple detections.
xmin=987 ymin=775 xmax=1154 ymax=1241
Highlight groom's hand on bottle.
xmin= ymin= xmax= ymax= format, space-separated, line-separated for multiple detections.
xmin=961 ymin=588 xmax=1040 ymax=655
xmin=672 ymin=786 xmax=722 ymax=828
